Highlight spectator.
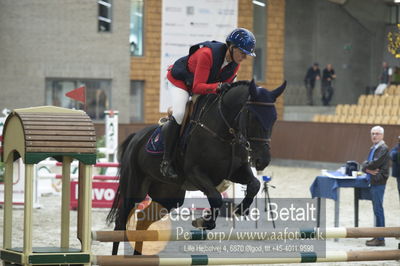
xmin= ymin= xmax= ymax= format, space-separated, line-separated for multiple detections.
xmin=361 ymin=126 xmax=390 ymax=247
xmin=374 ymin=62 xmax=392 ymax=95
xmin=304 ymin=63 xmax=321 ymax=105
xmin=321 ymin=64 xmax=336 ymax=106
xmin=390 ymin=136 xmax=400 ymax=201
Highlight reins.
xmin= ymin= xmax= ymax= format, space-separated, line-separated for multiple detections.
xmin=189 ymin=88 xmax=274 ymax=179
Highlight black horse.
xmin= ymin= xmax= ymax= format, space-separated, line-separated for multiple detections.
xmin=106 ymin=79 xmax=285 ymax=255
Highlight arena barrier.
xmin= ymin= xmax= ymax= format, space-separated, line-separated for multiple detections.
xmin=91 ymin=226 xmax=400 ymax=242
xmin=93 ymin=250 xmax=400 ymax=266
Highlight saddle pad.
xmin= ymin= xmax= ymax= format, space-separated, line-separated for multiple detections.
xmin=145 ymin=126 xmax=164 ymax=155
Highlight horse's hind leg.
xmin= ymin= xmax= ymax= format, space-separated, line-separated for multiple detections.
xmin=112 ymin=200 xmax=136 ymax=255
xmin=134 ymin=201 xmax=169 ymax=255
xmin=134 ymin=183 xmax=185 ymax=255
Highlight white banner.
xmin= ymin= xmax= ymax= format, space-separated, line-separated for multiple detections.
xmin=159 ymin=0 xmax=238 ymax=112
xmin=104 ymin=110 xmax=119 ymax=154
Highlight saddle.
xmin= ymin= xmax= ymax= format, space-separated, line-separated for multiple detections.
xmin=145 ymin=96 xmax=199 ymax=155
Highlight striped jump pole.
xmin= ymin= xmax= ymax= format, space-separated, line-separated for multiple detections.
xmin=93 ymin=250 xmax=400 ymax=265
xmin=92 ymin=227 xmax=400 ymax=242
xmin=38 ymin=160 xmax=120 ymax=168
xmin=39 ymin=173 xmax=119 ymax=181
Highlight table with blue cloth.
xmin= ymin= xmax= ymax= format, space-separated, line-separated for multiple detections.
xmin=310 ymin=171 xmax=371 ymax=228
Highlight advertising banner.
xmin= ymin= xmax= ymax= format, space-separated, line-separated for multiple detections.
xmin=159 ymin=0 xmax=238 ymax=112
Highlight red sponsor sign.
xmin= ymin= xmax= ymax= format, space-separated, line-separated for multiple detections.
xmin=70 ymin=181 xmax=118 ymax=210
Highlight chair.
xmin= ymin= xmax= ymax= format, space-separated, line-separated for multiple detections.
xmin=358 ymin=95 xmax=366 ymax=105
xmin=373 ymin=116 xmax=383 ymax=124
xmin=313 ymin=114 xmax=321 ymax=122
xmin=375 ymin=106 xmax=384 ymax=116
xmin=338 ymin=115 xmax=347 ymax=123
xmin=393 ymin=95 xmax=400 ymax=106
xmin=385 ymin=96 xmax=393 ymax=106
xmin=381 ymin=116 xmax=390 ymax=125
xmin=325 ymin=115 xmax=335 ymax=123
xmin=347 ymin=105 xmax=357 ymax=116
xmin=354 ymin=105 xmax=363 ymax=116
xmin=344 ymin=115 xmax=354 ymax=123
xmin=368 ymin=106 xmax=377 ymax=116
xmin=335 ymin=104 xmax=344 ymax=115
xmin=382 ymin=106 xmax=391 ymax=116
xmin=317 ymin=115 xmax=327 ymax=123
xmin=367 ymin=116 xmax=375 ymax=124
xmin=361 ymin=105 xmax=369 ymax=115
xmin=386 ymin=85 xmax=396 ymax=95
xmin=390 ymin=106 xmax=398 ymax=117
xmin=388 ymin=116 xmax=398 ymax=125
xmin=378 ymin=95 xmax=387 ymax=106
xmin=342 ymin=104 xmax=351 ymax=116
xmin=365 ymin=95 xmax=373 ymax=106
xmin=359 ymin=116 xmax=369 ymax=124
xmin=330 ymin=115 xmax=340 ymax=123
xmin=351 ymin=116 xmax=361 ymax=124
xmin=371 ymin=95 xmax=379 ymax=106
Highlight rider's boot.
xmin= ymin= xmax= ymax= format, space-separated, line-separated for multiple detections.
xmin=160 ymin=117 xmax=180 ymax=178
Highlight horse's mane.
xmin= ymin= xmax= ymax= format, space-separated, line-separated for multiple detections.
xmin=231 ymin=80 xmax=250 ymax=88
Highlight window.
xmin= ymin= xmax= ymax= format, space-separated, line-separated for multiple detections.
xmin=130 ymin=0 xmax=144 ymax=56
xmin=98 ymin=0 xmax=112 ymax=32
xmin=253 ymin=0 xmax=266 ymax=81
xmin=388 ymin=4 xmax=400 ymax=24
xmin=45 ymin=79 xmax=111 ymax=121
xmin=130 ymin=80 xmax=144 ymax=122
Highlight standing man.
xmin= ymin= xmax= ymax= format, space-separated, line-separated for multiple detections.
xmin=321 ymin=64 xmax=336 ymax=106
xmin=390 ymin=136 xmax=400 ymax=202
xmin=361 ymin=126 xmax=390 ymax=247
xmin=374 ymin=62 xmax=392 ymax=95
xmin=304 ymin=63 xmax=321 ymax=105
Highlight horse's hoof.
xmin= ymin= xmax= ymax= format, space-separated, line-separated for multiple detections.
xmin=192 ymin=217 xmax=216 ymax=230
xmin=204 ymin=220 xmax=216 ymax=230
xmin=192 ymin=217 xmax=205 ymax=229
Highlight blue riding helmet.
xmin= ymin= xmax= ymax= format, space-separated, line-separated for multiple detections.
xmin=226 ymin=28 xmax=256 ymax=57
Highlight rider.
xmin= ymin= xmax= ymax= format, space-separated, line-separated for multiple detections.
xmin=160 ymin=28 xmax=256 ymax=178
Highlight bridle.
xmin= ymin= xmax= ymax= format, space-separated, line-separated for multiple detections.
xmin=243 ymin=101 xmax=274 ymax=147
xmin=189 ymin=90 xmax=275 ymax=178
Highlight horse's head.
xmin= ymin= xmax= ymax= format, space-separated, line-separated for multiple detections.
xmin=239 ymin=79 xmax=286 ymax=170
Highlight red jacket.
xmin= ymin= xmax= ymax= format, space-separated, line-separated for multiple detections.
xmin=167 ymin=47 xmax=239 ymax=94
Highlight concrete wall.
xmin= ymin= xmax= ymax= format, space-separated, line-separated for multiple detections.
xmin=0 ymin=0 xmax=131 ymax=122
xmin=284 ymin=0 xmax=387 ymax=106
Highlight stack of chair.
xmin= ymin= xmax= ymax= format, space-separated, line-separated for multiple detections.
xmin=313 ymin=85 xmax=400 ymax=124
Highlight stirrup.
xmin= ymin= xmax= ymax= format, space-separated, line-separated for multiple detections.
xmin=160 ymin=160 xmax=178 ymax=178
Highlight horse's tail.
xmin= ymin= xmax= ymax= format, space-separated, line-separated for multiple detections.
xmin=106 ymin=132 xmax=136 ymax=226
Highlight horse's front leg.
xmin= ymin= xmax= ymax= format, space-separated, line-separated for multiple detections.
xmin=189 ymin=167 xmax=223 ymax=230
xmin=231 ymin=165 xmax=261 ymax=216
xmin=192 ymin=189 xmax=222 ymax=230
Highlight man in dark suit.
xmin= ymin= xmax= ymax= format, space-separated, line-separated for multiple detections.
xmin=361 ymin=126 xmax=390 ymax=247
xmin=390 ymin=136 xmax=400 ymax=202
xmin=321 ymin=63 xmax=336 ymax=106
xmin=304 ymin=63 xmax=321 ymax=105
